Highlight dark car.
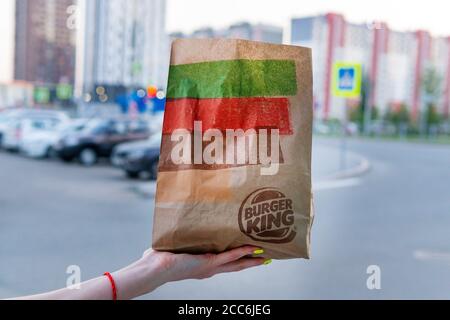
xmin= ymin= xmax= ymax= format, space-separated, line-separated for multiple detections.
xmin=112 ymin=133 xmax=161 ymax=179
xmin=55 ymin=119 xmax=150 ymax=166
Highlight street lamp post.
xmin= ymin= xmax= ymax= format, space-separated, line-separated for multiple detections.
xmin=363 ymin=73 xmax=372 ymax=136
xmin=332 ymin=62 xmax=363 ymax=171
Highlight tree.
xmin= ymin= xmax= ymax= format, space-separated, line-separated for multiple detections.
xmin=422 ymin=67 xmax=442 ymax=100
xmin=350 ymin=105 xmax=379 ymax=127
xmin=421 ymin=67 xmax=443 ymax=133
xmin=425 ymin=104 xmax=442 ymax=128
xmin=385 ymin=105 xmax=410 ymax=127
xmin=350 ymin=74 xmax=379 ymax=130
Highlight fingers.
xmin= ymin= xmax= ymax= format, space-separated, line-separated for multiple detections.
xmin=215 ymin=258 xmax=266 ymax=275
xmin=213 ymin=246 xmax=263 ymax=266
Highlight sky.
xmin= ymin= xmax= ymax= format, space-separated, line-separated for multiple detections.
xmin=1 ymin=0 xmax=449 ymax=82
xmin=167 ymin=0 xmax=450 ymax=36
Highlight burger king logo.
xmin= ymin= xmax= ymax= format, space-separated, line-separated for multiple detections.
xmin=238 ymin=188 xmax=296 ymax=243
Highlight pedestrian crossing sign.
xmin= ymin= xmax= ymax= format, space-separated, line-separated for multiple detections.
xmin=332 ymin=62 xmax=362 ymax=98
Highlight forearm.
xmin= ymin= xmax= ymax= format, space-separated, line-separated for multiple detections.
xmin=8 ymin=246 xmax=265 ymax=300
xmin=16 ymin=276 xmax=113 ymax=300
xmin=12 ymin=258 xmax=166 ymax=300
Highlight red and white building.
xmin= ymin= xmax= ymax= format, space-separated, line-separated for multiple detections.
xmin=291 ymin=13 xmax=450 ymax=121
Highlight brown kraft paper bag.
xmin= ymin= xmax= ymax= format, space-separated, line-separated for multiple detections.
xmin=152 ymin=38 xmax=314 ymax=260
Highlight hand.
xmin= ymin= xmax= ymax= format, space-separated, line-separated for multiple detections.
xmin=110 ymin=246 xmax=270 ymax=300
xmin=141 ymin=246 xmax=270 ymax=283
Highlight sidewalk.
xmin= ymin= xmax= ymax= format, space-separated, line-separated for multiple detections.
xmin=312 ymin=141 xmax=370 ymax=181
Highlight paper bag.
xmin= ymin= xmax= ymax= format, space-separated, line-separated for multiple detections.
xmin=152 ymin=38 xmax=314 ymax=260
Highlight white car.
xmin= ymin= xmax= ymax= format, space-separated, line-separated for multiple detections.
xmin=3 ymin=113 xmax=71 ymax=152
xmin=147 ymin=112 xmax=164 ymax=134
xmin=3 ymin=118 xmax=60 ymax=151
xmin=20 ymin=119 xmax=88 ymax=158
xmin=0 ymin=116 xmax=9 ymax=147
xmin=0 ymin=109 xmax=24 ymax=147
xmin=2 ymin=118 xmax=26 ymax=151
xmin=0 ymin=109 xmax=70 ymax=149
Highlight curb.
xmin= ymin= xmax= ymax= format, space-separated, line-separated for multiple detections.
xmin=325 ymin=152 xmax=371 ymax=180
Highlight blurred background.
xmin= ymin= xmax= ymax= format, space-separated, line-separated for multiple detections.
xmin=0 ymin=0 xmax=449 ymax=299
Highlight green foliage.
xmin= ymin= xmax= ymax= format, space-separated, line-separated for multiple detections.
xmin=425 ymin=104 xmax=442 ymax=126
xmin=384 ymin=105 xmax=410 ymax=126
xmin=349 ymin=105 xmax=379 ymax=128
xmin=422 ymin=67 xmax=442 ymax=98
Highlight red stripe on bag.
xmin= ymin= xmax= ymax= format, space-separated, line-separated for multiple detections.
xmin=163 ymin=97 xmax=293 ymax=135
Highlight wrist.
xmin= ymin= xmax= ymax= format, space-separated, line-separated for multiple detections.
xmin=112 ymin=257 xmax=167 ymax=300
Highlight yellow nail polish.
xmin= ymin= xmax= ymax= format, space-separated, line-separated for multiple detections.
xmin=263 ymin=259 xmax=272 ymax=265
xmin=253 ymin=249 xmax=264 ymax=255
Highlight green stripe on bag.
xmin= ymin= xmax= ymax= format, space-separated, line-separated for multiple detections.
xmin=167 ymin=59 xmax=297 ymax=99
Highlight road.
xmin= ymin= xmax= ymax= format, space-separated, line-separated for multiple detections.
xmin=0 ymin=138 xmax=449 ymax=299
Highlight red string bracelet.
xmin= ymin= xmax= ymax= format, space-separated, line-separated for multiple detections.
xmin=104 ymin=272 xmax=117 ymax=301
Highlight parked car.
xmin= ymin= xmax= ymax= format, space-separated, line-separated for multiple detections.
xmin=0 ymin=109 xmax=25 ymax=147
xmin=112 ymin=133 xmax=161 ymax=179
xmin=3 ymin=117 xmax=67 ymax=152
xmin=0 ymin=114 xmax=10 ymax=147
xmin=20 ymin=119 xmax=88 ymax=158
xmin=147 ymin=112 xmax=164 ymax=134
xmin=55 ymin=119 xmax=150 ymax=166
xmin=0 ymin=109 xmax=70 ymax=149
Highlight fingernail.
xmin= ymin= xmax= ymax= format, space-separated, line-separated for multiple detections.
xmin=253 ymin=249 xmax=264 ymax=255
xmin=263 ymin=259 xmax=272 ymax=266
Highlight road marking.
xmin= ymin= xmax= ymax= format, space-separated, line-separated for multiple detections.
xmin=413 ymin=250 xmax=450 ymax=263
xmin=313 ymin=178 xmax=361 ymax=191
xmin=326 ymin=158 xmax=371 ymax=180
